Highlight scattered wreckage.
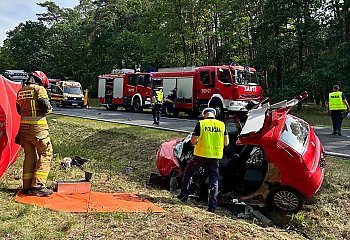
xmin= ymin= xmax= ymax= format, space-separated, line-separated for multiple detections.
xmin=155 ymin=92 xmax=326 ymax=212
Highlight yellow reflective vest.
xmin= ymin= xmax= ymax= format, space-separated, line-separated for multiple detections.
xmin=194 ymin=119 xmax=225 ymax=159
xmin=329 ymin=91 xmax=347 ymax=110
xmin=153 ymin=90 xmax=164 ymax=104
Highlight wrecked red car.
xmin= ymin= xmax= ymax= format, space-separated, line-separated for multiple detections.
xmin=156 ymin=92 xmax=325 ymax=211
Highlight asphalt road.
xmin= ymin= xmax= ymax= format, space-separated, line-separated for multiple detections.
xmin=52 ymin=107 xmax=350 ymax=158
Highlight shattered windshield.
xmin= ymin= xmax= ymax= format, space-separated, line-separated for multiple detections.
xmin=279 ymin=116 xmax=309 ymax=154
xmin=63 ymin=86 xmax=82 ymax=94
xmin=235 ymin=70 xmax=260 ymax=85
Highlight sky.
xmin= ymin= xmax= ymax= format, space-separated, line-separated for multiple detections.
xmin=0 ymin=0 xmax=79 ymax=46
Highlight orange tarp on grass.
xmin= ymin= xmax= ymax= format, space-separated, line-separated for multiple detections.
xmin=15 ymin=192 xmax=164 ymax=213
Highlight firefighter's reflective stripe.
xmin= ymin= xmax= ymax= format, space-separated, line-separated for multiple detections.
xmin=20 ymin=120 xmax=47 ymax=125
xmin=194 ymin=119 xmax=225 ymax=159
xmin=20 ymin=117 xmax=47 ymax=125
xmin=165 ymin=98 xmax=173 ymax=103
xmin=38 ymin=93 xmax=48 ymax=99
xmin=31 ymin=99 xmax=37 ymax=117
xmin=329 ymin=92 xmax=347 ymax=110
xmin=23 ymin=173 xmax=33 ymax=180
xmin=34 ymin=171 xmax=49 ymax=179
xmin=18 ymin=90 xmax=34 ymax=100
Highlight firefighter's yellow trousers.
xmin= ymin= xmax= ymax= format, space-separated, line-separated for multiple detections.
xmin=19 ymin=124 xmax=53 ymax=189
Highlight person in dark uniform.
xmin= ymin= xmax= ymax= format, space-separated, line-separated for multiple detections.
xmin=328 ymin=85 xmax=350 ymax=136
xmin=163 ymin=87 xmax=177 ymax=115
xmin=152 ymin=86 xmax=164 ymax=125
xmin=177 ymin=108 xmax=229 ymax=213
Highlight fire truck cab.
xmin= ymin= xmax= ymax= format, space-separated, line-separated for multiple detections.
xmin=152 ymin=64 xmax=263 ymax=118
xmin=98 ymin=69 xmax=152 ymax=111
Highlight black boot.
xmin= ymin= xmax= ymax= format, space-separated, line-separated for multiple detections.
xmin=29 ymin=187 xmax=53 ymax=197
xmin=176 ymin=193 xmax=188 ymax=202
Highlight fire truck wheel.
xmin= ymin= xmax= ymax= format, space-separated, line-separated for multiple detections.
xmin=132 ymin=99 xmax=143 ymax=112
xmin=267 ymin=186 xmax=304 ymax=212
xmin=210 ymin=101 xmax=223 ymax=119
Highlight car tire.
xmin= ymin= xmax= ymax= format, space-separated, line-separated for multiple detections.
xmin=132 ymin=99 xmax=143 ymax=112
xmin=267 ymin=186 xmax=304 ymax=212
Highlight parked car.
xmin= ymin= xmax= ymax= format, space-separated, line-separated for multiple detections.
xmin=156 ymin=92 xmax=326 ymax=211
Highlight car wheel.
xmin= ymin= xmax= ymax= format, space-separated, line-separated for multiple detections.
xmin=132 ymin=99 xmax=143 ymax=112
xmin=267 ymin=186 xmax=304 ymax=212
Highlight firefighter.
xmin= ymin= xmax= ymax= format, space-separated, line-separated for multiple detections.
xmin=83 ymin=89 xmax=90 ymax=108
xmin=328 ymin=85 xmax=350 ymax=136
xmin=177 ymin=108 xmax=229 ymax=213
xmin=163 ymin=87 xmax=177 ymax=115
xmin=16 ymin=71 xmax=53 ymax=197
xmin=152 ymin=86 xmax=164 ymax=125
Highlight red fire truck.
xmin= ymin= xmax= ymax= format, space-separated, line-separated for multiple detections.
xmin=152 ymin=64 xmax=263 ymax=118
xmin=98 ymin=69 xmax=155 ymax=111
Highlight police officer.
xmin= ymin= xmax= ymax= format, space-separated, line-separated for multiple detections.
xmin=152 ymin=86 xmax=164 ymax=125
xmin=16 ymin=71 xmax=53 ymax=197
xmin=328 ymin=85 xmax=350 ymax=136
xmin=177 ymin=108 xmax=229 ymax=213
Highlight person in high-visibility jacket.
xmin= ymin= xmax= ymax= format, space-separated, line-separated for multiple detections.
xmin=16 ymin=71 xmax=53 ymax=197
xmin=328 ymin=85 xmax=350 ymax=136
xmin=177 ymin=108 xmax=229 ymax=213
xmin=152 ymin=87 xmax=164 ymax=125
xmin=83 ymin=89 xmax=90 ymax=108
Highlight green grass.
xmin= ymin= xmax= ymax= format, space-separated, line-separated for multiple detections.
xmin=291 ymin=103 xmax=350 ymax=128
xmin=0 ymin=115 xmax=349 ymax=239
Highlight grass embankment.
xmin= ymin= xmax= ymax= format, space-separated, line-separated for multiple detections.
xmin=0 ymin=115 xmax=349 ymax=239
xmin=290 ymin=103 xmax=350 ymax=128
